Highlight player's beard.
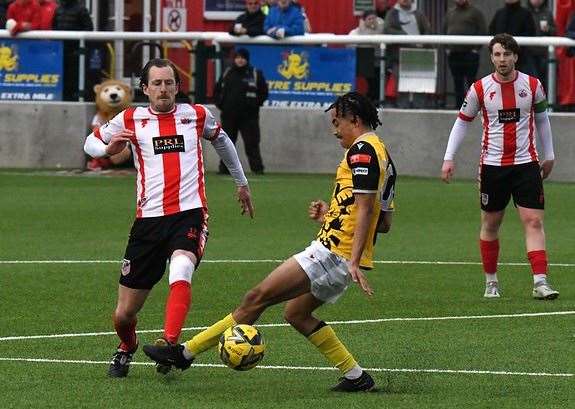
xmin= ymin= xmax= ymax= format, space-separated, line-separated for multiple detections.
xmin=153 ymin=96 xmax=175 ymax=113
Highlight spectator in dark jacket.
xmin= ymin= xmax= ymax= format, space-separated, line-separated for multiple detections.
xmin=0 ymin=0 xmax=13 ymax=29
xmin=264 ymin=0 xmax=304 ymax=39
xmin=527 ymin=0 xmax=556 ymax=91
xmin=489 ymin=0 xmax=537 ymax=76
xmin=444 ymin=0 xmax=487 ymax=108
xmin=230 ymin=0 xmax=265 ymax=37
xmin=52 ymin=0 xmax=94 ymax=101
xmin=215 ymin=48 xmax=268 ymax=175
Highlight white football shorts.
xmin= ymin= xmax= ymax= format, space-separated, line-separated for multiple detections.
xmin=293 ymin=240 xmax=351 ymax=304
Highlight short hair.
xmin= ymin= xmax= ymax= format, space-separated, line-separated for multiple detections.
xmin=489 ymin=33 xmax=520 ymax=55
xmin=362 ymin=10 xmax=377 ymax=19
xmin=139 ymin=58 xmax=181 ymax=89
xmin=325 ymin=91 xmax=382 ymax=130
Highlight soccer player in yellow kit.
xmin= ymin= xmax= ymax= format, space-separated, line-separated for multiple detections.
xmin=143 ymin=91 xmax=396 ymax=392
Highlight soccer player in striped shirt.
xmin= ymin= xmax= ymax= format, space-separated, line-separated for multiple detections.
xmin=441 ymin=33 xmax=558 ymax=300
xmin=84 ymin=59 xmax=254 ymax=377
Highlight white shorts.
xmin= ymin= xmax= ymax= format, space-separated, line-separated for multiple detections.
xmin=293 ymin=240 xmax=351 ymax=304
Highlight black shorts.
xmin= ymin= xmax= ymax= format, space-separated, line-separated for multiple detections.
xmin=119 ymin=208 xmax=209 ymax=289
xmin=479 ymin=162 xmax=544 ymax=212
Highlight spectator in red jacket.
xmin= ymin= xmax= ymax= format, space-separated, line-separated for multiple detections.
xmin=38 ymin=0 xmax=57 ymax=30
xmin=5 ymin=0 xmax=42 ymax=36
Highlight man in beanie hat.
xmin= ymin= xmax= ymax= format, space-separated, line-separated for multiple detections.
xmin=214 ymin=48 xmax=268 ymax=175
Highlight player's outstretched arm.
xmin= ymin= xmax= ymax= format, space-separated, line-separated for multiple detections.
xmin=237 ymin=185 xmax=255 ymax=218
xmin=308 ymin=200 xmax=328 ymax=223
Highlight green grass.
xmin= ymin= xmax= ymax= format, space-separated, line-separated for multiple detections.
xmin=0 ymin=171 xmax=574 ymax=408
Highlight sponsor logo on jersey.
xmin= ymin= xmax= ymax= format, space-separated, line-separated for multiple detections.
xmin=350 ymin=154 xmax=371 ymax=164
xmin=497 ymin=108 xmax=520 ymax=123
xmin=181 ymin=118 xmax=192 ymax=124
xmin=121 ymin=259 xmax=131 ymax=276
xmin=152 ymin=135 xmax=185 ymax=154
xmin=352 ymin=167 xmax=369 ymax=176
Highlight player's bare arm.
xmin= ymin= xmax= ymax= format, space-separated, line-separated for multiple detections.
xmin=105 ymin=129 xmax=134 ymax=156
xmin=237 ymin=185 xmax=255 ymax=218
xmin=308 ymin=200 xmax=328 ymax=223
xmin=540 ymin=159 xmax=554 ymax=180
xmin=441 ymin=160 xmax=455 ymax=183
xmin=348 ymin=193 xmax=375 ymax=296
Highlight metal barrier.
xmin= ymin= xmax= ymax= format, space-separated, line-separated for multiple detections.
xmin=1 ymin=30 xmax=575 ymax=104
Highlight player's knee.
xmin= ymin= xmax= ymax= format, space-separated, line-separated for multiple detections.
xmin=113 ymin=307 xmax=135 ymax=324
xmin=523 ymin=215 xmax=543 ymax=231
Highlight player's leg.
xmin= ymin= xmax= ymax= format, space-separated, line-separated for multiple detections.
xmin=479 ymin=164 xmax=511 ymax=298
xmin=512 ymin=163 xmax=558 ymax=299
xmin=109 ymin=285 xmax=150 ymax=377
xmin=284 ymin=294 xmax=375 ymax=392
xmin=142 ymin=256 xmax=312 ymax=368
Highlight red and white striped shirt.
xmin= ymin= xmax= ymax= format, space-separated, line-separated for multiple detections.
xmin=458 ymin=71 xmax=546 ymax=166
xmin=93 ymin=104 xmax=220 ymax=218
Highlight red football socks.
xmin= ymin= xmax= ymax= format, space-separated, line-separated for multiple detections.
xmin=528 ymin=250 xmax=548 ymax=275
xmin=480 ymin=239 xmax=499 ymax=274
xmin=164 ymin=280 xmax=192 ymax=344
xmin=114 ymin=316 xmax=137 ymax=352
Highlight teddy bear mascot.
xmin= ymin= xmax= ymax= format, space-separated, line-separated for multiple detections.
xmin=86 ymin=79 xmax=133 ymax=171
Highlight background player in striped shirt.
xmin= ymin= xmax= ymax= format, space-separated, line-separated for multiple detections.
xmin=84 ymin=59 xmax=254 ymax=377
xmin=142 ymin=91 xmax=396 ymax=392
xmin=441 ymin=33 xmax=558 ymax=300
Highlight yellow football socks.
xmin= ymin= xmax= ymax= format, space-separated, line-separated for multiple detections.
xmin=307 ymin=325 xmax=357 ymax=374
xmin=184 ymin=313 xmax=236 ymax=356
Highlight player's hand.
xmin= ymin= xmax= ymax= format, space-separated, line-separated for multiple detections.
xmin=308 ymin=200 xmax=328 ymax=223
xmin=540 ymin=159 xmax=554 ymax=180
xmin=347 ymin=262 xmax=373 ymax=297
xmin=441 ymin=160 xmax=455 ymax=183
xmin=237 ymin=185 xmax=254 ymax=218
xmin=105 ymin=129 xmax=134 ymax=156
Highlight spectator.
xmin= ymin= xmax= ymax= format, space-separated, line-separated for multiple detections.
xmin=230 ymin=0 xmax=265 ymax=37
xmin=52 ymin=0 xmax=94 ymax=101
xmin=38 ymin=0 xmax=56 ymax=29
xmin=292 ymin=0 xmax=311 ymax=33
xmin=350 ymin=10 xmax=385 ymax=104
xmin=527 ymin=0 xmax=556 ymax=91
xmin=489 ymin=0 xmax=537 ymax=76
xmin=384 ymin=0 xmax=432 ymax=107
xmin=264 ymin=0 xmax=304 ymax=39
xmin=375 ymin=0 xmax=391 ymax=20
xmin=444 ymin=0 xmax=487 ymax=108
xmin=215 ymin=48 xmax=268 ymax=175
xmin=261 ymin=0 xmax=276 ymax=16
xmin=567 ymin=13 xmax=575 ymax=57
xmin=0 ymin=0 xmax=12 ymax=29
xmin=5 ymin=0 xmax=41 ymax=36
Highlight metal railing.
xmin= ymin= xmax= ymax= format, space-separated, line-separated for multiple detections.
xmin=1 ymin=30 xmax=574 ymax=104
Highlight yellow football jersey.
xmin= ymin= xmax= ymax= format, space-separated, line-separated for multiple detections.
xmin=317 ymin=132 xmax=395 ymax=269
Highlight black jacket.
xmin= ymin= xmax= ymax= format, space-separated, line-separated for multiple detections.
xmin=214 ymin=64 xmax=268 ymax=117
xmin=489 ymin=2 xmax=536 ymax=37
xmin=53 ymin=1 xmax=93 ymax=31
xmin=229 ymin=10 xmax=265 ymax=37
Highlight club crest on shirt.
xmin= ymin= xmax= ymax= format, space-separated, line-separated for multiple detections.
xmin=519 ymin=89 xmax=528 ymax=98
xmin=481 ymin=193 xmax=489 ymax=206
xmin=121 ymin=259 xmax=131 ymax=276
xmin=152 ymin=135 xmax=185 ymax=154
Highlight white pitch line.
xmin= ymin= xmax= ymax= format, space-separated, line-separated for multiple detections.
xmin=1 ymin=311 xmax=574 ymax=342
xmin=1 ymin=259 xmax=574 ymax=267
xmin=0 ymin=357 xmax=571 ymax=378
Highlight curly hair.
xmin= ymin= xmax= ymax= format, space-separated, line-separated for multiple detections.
xmin=325 ymin=92 xmax=382 ymax=130
xmin=489 ymin=33 xmax=520 ymax=55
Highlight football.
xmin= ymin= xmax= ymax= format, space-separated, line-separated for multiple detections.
xmin=218 ymin=324 xmax=265 ymax=371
